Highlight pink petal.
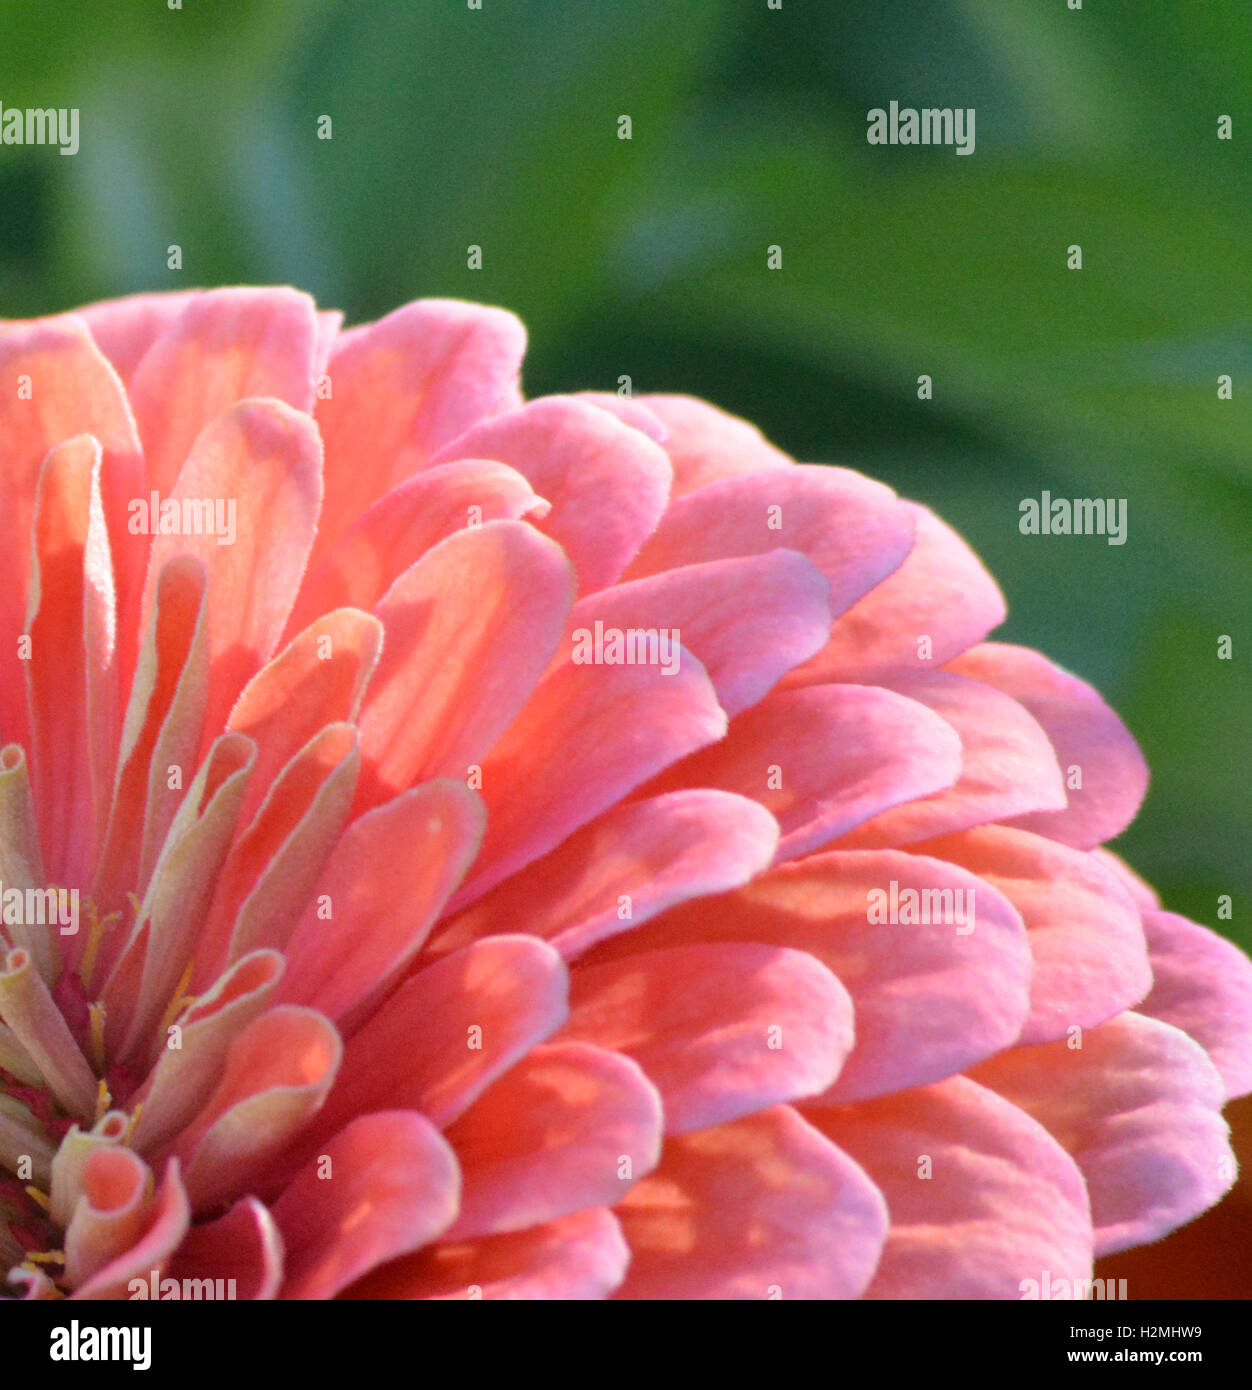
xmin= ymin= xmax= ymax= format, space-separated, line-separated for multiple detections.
xmin=313 ymin=298 xmax=525 ymax=555
xmin=613 ymin=1105 xmax=888 ymax=1300
xmin=139 ymin=398 xmax=322 ymax=741
xmin=786 ymin=503 xmax=1006 ymax=685
xmin=971 ymin=1012 xmax=1236 ymax=1255
xmin=586 ymin=848 xmax=1032 ymax=1103
xmin=287 ymin=458 xmax=544 ymax=636
xmin=571 ymin=392 xmax=668 ymax=442
xmin=316 ymin=936 xmax=568 ymax=1137
xmin=25 ymin=435 xmax=118 ymax=884
xmin=563 ymin=549 xmax=831 ymax=717
xmin=918 ymin=826 xmax=1152 ymax=1045
xmin=71 ymin=1159 xmax=191 ymax=1300
xmin=624 ymin=464 xmax=914 ymax=623
xmin=278 ymin=781 xmax=486 ymax=1028
xmin=91 ymin=555 xmax=208 ymax=908
xmin=447 ymin=654 xmax=727 ymax=909
xmin=807 ymin=1076 xmax=1093 ymax=1299
xmin=635 ymin=394 xmax=792 ymax=497
xmin=1137 ymin=909 xmax=1252 ymax=1100
xmin=838 ymin=670 xmax=1067 ymax=849
xmin=170 ymin=1005 xmax=343 ymax=1211
xmin=435 ymin=789 xmax=778 ymax=961
xmin=356 ymin=520 xmax=573 ymax=805
xmin=0 ymin=316 xmax=143 ymax=743
xmin=227 ymin=607 xmax=382 ymax=827
xmin=80 ymin=290 xmax=200 ymax=383
xmin=443 ymin=1041 xmax=662 ymax=1241
xmin=348 ymin=1207 xmax=629 ymax=1300
xmin=646 ymin=683 xmax=963 ymax=863
xmin=950 ymin=643 xmax=1149 ymax=849
xmin=126 ymin=287 xmax=319 ymax=496
xmin=273 ymin=1111 xmax=460 ymax=1300
xmin=192 ymin=723 xmax=358 ymax=986
xmin=431 ymin=396 xmax=673 ymax=593
xmin=168 ymin=1196 xmax=284 ymax=1300
xmin=564 ymin=942 xmax=854 ymax=1132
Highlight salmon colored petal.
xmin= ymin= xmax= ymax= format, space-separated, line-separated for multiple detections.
xmin=624 ymin=464 xmax=914 ymax=623
xmin=563 ymin=549 xmax=831 ymax=717
xmin=103 ymin=731 xmax=255 ymax=1057
xmin=168 ymin=1196 xmax=284 ymax=1300
xmin=1137 ymin=909 xmax=1252 ymax=1100
xmin=786 ymin=503 xmax=1006 ymax=686
xmin=588 ymin=849 xmax=1032 ymax=1104
xmin=279 ymin=780 xmax=486 ymax=1028
xmin=564 ymin=942 xmax=854 ymax=1133
xmin=127 ymin=287 xmax=318 ymax=496
xmin=571 ymin=392 xmax=668 ymax=442
xmin=807 ymin=1076 xmax=1093 ymax=1299
xmin=92 ymin=555 xmax=208 ymax=909
xmin=170 ymin=1005 xmax=342 ymax=1210
xmin=0 ymin=316 xmax=143 ymax=744
xmin=273 ymin=1110 xmax=460 ymax=1300
xmin=432 ymin=396 xmax=674 ymax=593
xmin=192 ymin=723 xmax=358 ymax=987
xmin=80 ymin=290 xmax=200 ymax=383
xmin=25 ymin=436 xmax=118 ymax=884
xmin=919 ymin=826 xmax=1152 ymax=1045
xmin=1091 ymin=847 xmax=1161 ymax=911
xmin=647 ymin=684 xmax=963 ymax=864
xmin=349 ymin=1207 xmax=629 ymax=1300
xmin=613 ymin=1105 xmax=888 ymax=1300
xmin=636 ymin=394 xmax=792 ymax=497
xmin=71 ymin=1159 xmax=190 ymax=1300
xmin=288 ymin=458 xmax=544 ymax=636
xmin=63 ymin=1146 xmax=154 ymax=1287
xmin=444 ymin=1041 xmax=662 ymax=1241
xmin=950 ymin=642 xmax=1150 ymax=849
xmin=317 ymin=935 xmax=568 ymax=1138
xmin=839 ymin=670 xmax=1067 ymax=849
xmin=356 ymin=520 xmax=573 ymax=806
xmin=314 ymin=298 xmax=525 ymax=555
xmin=228 ymin=608 xmax=381 ymax=827
xmin=435 ymin=790 xmax=778 ymax=962
xmin=448 ymin=654 xmax=727 ymax=909
xmin=971 ymin=1012 xmax=1236 ymax=1255
xmin=140 ymin=398 xmax=323 ymax=741
xmin=129 ymin=950 xmax=286 ymax=1154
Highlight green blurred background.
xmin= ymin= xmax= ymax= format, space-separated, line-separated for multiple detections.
xmin=0 ymin=0 xmax=1247 ymax=946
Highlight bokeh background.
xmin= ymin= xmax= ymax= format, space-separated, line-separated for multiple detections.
xmin=2 ymin=0 xmax=1248 ymax=958
xmin=1 ymin=1 xmax=1249 ymax=1293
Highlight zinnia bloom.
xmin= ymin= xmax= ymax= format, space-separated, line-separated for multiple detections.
xmin=1 ymin=287 xmax=1248 ymax=1301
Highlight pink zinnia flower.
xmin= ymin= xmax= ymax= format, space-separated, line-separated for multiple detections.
xmin=1 ymin=287 xmax=1248 ymax=1301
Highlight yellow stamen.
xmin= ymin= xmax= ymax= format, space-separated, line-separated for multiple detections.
xmin=156 ymin=958 xmax=197 ymax=1040
xmin=23 ymin=1185 xmax=50 ymax=1212
xmin=123 ymin=1102 xmax=144 ymax=1147
xmin=77 ymin=902 xmax=120 ymax=994
xmin=93 ymin=1077 xmax=112 ymax=1126
xmin=87 ymin=1001 xmax=107 ymax=1074
xmin=24 ymin=1248 xmax=65 ymax=1265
